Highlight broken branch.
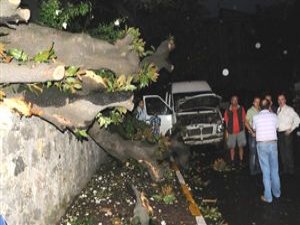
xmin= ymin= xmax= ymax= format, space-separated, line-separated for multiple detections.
xmin=0 ymin=62 xmax=65 ymax=83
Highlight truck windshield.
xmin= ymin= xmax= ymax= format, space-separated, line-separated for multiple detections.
xmin=173 ymin=92 xmax=220 ymax=112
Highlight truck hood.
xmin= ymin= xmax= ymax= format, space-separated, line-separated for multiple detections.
xmin=177 ymin=93 xmax=221 ymax=112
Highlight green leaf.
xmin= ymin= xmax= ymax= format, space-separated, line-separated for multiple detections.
xmin=163 ymin=194 xmax=176 ymax=204
xmin=7 ymin=48 xmax=28 ymax=62
xmin=65 ymin=77 xmax=76 ymax=84
xmin=46 ymin=81 xmax=53 ymax=88
xmin=32 ymin=42 xmax=56 ymax=62
xmin=65 ymin=66 xmax=79 ymax=77
xmin=152 ymin=194 xmax=163 ymax=201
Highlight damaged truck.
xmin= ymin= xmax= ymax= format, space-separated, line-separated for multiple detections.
xmin=142 ymin=81 xmax=224 ymax=146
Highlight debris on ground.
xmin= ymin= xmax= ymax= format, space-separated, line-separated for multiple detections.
xmin=202 ymin=199 xmax=218 ymax=204
xmin=183 ymin=151 xmax=227 ymax=225
xmin=212 ymin=158 xmax=231 ymax=172
xmin=58 ymin=158 xmax=195 ymax=225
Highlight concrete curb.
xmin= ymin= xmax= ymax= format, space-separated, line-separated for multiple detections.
xmin=170 ymin=157 xmax=207 ymax=225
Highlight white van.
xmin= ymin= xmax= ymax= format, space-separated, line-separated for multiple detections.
xmin=143 ymin=81 xmax=224 ymax=145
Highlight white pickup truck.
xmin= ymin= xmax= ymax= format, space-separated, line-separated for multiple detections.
xmin=143 ymin=81 xmax=224 ymax=145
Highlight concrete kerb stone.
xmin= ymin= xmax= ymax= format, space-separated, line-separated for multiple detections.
xmin=170 ymin=156 xmax=207 ymax=225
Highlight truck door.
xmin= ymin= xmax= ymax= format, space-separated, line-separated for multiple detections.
xmin=143 ymin=95 xmax=173 ymax=135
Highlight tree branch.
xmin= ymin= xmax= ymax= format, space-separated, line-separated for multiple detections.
xmin=141 ymin=39 xmax=175 ymax=72
xmin=0 ymin=23 xmax=140 ymax=75
xmin=0 ymin=0 xmax=30 ymax=28
xmin=20 ymin=89 xmax=134 ymax=131
xmin=0 ymin=62 xmax=65 ymax=83
xmin=89 ymin=124 xmax=165 ymax=182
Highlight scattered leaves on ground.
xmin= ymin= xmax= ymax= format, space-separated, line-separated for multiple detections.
xmin=58 ymin=158 xmax=195 ymax=225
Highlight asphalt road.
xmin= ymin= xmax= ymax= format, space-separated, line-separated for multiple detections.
xmin=187 ymin=135 xmax=300 ymax=225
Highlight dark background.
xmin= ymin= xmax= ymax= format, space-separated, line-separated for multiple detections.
xmin=24 ymin=0 xmax=300 ymax=107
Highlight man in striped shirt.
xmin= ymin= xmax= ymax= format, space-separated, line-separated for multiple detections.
xmin=253 ymin=99 xmax=281 ymax=203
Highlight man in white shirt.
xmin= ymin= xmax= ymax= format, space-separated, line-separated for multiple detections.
xmin=253 ymin=99 xmax=280 ymax=203
xmin=277 ymin=94 xmax=300 ymax=174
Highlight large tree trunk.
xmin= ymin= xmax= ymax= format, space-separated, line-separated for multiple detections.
xmin=0 ymin=0 xmax=175 ymax=182
xmin=3 ymin=88 xmax=134 ymax=131
xmin=0 ymin=23 xmax=140 ymax=76
xmin=89 ymin=123 xmax=166 ymax=182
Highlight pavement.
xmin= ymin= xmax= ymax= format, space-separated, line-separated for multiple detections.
xmin=186 ymin=136 xmax=300 ymax=225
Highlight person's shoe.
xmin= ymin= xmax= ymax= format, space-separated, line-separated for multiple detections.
xmin=260 ymin=195 xmax=272 ymax=203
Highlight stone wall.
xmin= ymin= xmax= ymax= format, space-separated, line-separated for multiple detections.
xmin=0 ymin=106 xmax=108 ymax=225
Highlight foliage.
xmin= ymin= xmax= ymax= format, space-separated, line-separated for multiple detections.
xmin=6 ymin=48 xmax=29 ymax=62
xmin=93 ymin=63 xmax=158 ymax=93
xmin=152 ymin=185 xmax=177 ymax=204
xmin=91 ymin=24 xmax=149 ymax=57
xmin=89 ymin=19 xmax=126 ymax=43
xmin=38 ymin=1 xmax=150 ymax=57
xmin=54 ymin=66 xmax=82 ymax=93
xmin=95 ymin=69 xmax=136 ymax=93
xmin=0 ymin=43 xmax=12 ymax=63
xmin=25 ymin=83 xmax=44 ymax=95
xmin=69 ymin=217 xmax=93 ymax=225
xmin=126 ymin=27 xmax=145 ymax=57
xmin=32 ymin=42 xmax=56 ymax=63
xmin=111 ymin=113 xmax=159 ymax=144
xmin=134 ymin=64 xmax=159 ymax=89
xmin=39 ymin=0 xmax=91 ymax=30
xmin=213 ymin=158 xmax=231 ymax=172
xmin=74 ymin=129 xmax=89 ymax=140
xmin=0 ymin=90 xmax=5 ymax=101
xmin=7 ymin=45 xmax=56 ymax=64
xmin=97 ymin=107 xmax=128 ymax=128
xmin=200 ymin=205 xmax=223 ymax=223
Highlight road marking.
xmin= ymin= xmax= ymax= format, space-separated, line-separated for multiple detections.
xmin=196 ymin=216 xmax=207 ymax=225
xmin=170 ymin=157 xmax=207 ymax=225
xmin=175 ymin=170 xmax=186 ymax=184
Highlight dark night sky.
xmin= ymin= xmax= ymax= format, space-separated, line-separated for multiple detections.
xmin=206 ymin=0 xmax=285 ymax=16
xmin=135 ymin=0 xmax=299 ymax=105
xmin=23 ymin=0 xmax=299 ymax=105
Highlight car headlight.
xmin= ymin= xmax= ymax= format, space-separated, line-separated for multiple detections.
xmin=217 ymin=124 xmax=224 ymax=133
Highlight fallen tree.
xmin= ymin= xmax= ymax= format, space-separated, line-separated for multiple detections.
xmin=0 ymin=0 xmax=175 ymax=182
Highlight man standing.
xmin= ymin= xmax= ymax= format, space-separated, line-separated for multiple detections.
xmin=265 ymin=94 xmax=277 ymax=113
xmin=224 ymin=96 xmax=247 ymax=166
xmin=253 ymin=99 xmax=280 ymax=203
xmin=245 ymin=97 xmax=261 ymax=175
xmin=277 ymin=94 xmax=300 ymax=174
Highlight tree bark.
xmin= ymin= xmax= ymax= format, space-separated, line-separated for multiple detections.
xmin=141 ymin=39 xmax=175 ymax=72
xmin=0 ymin=62 xmax=65 ymax=83
xmin=21 ymin=89 xmax=134 ymax=131
xmin=0 ymin=23 xmax=140 ymax=76
xmin=89 ymin=123 xmax=166 ymax=182
xmin=0 ymin=0 xmax=30 ymax=28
